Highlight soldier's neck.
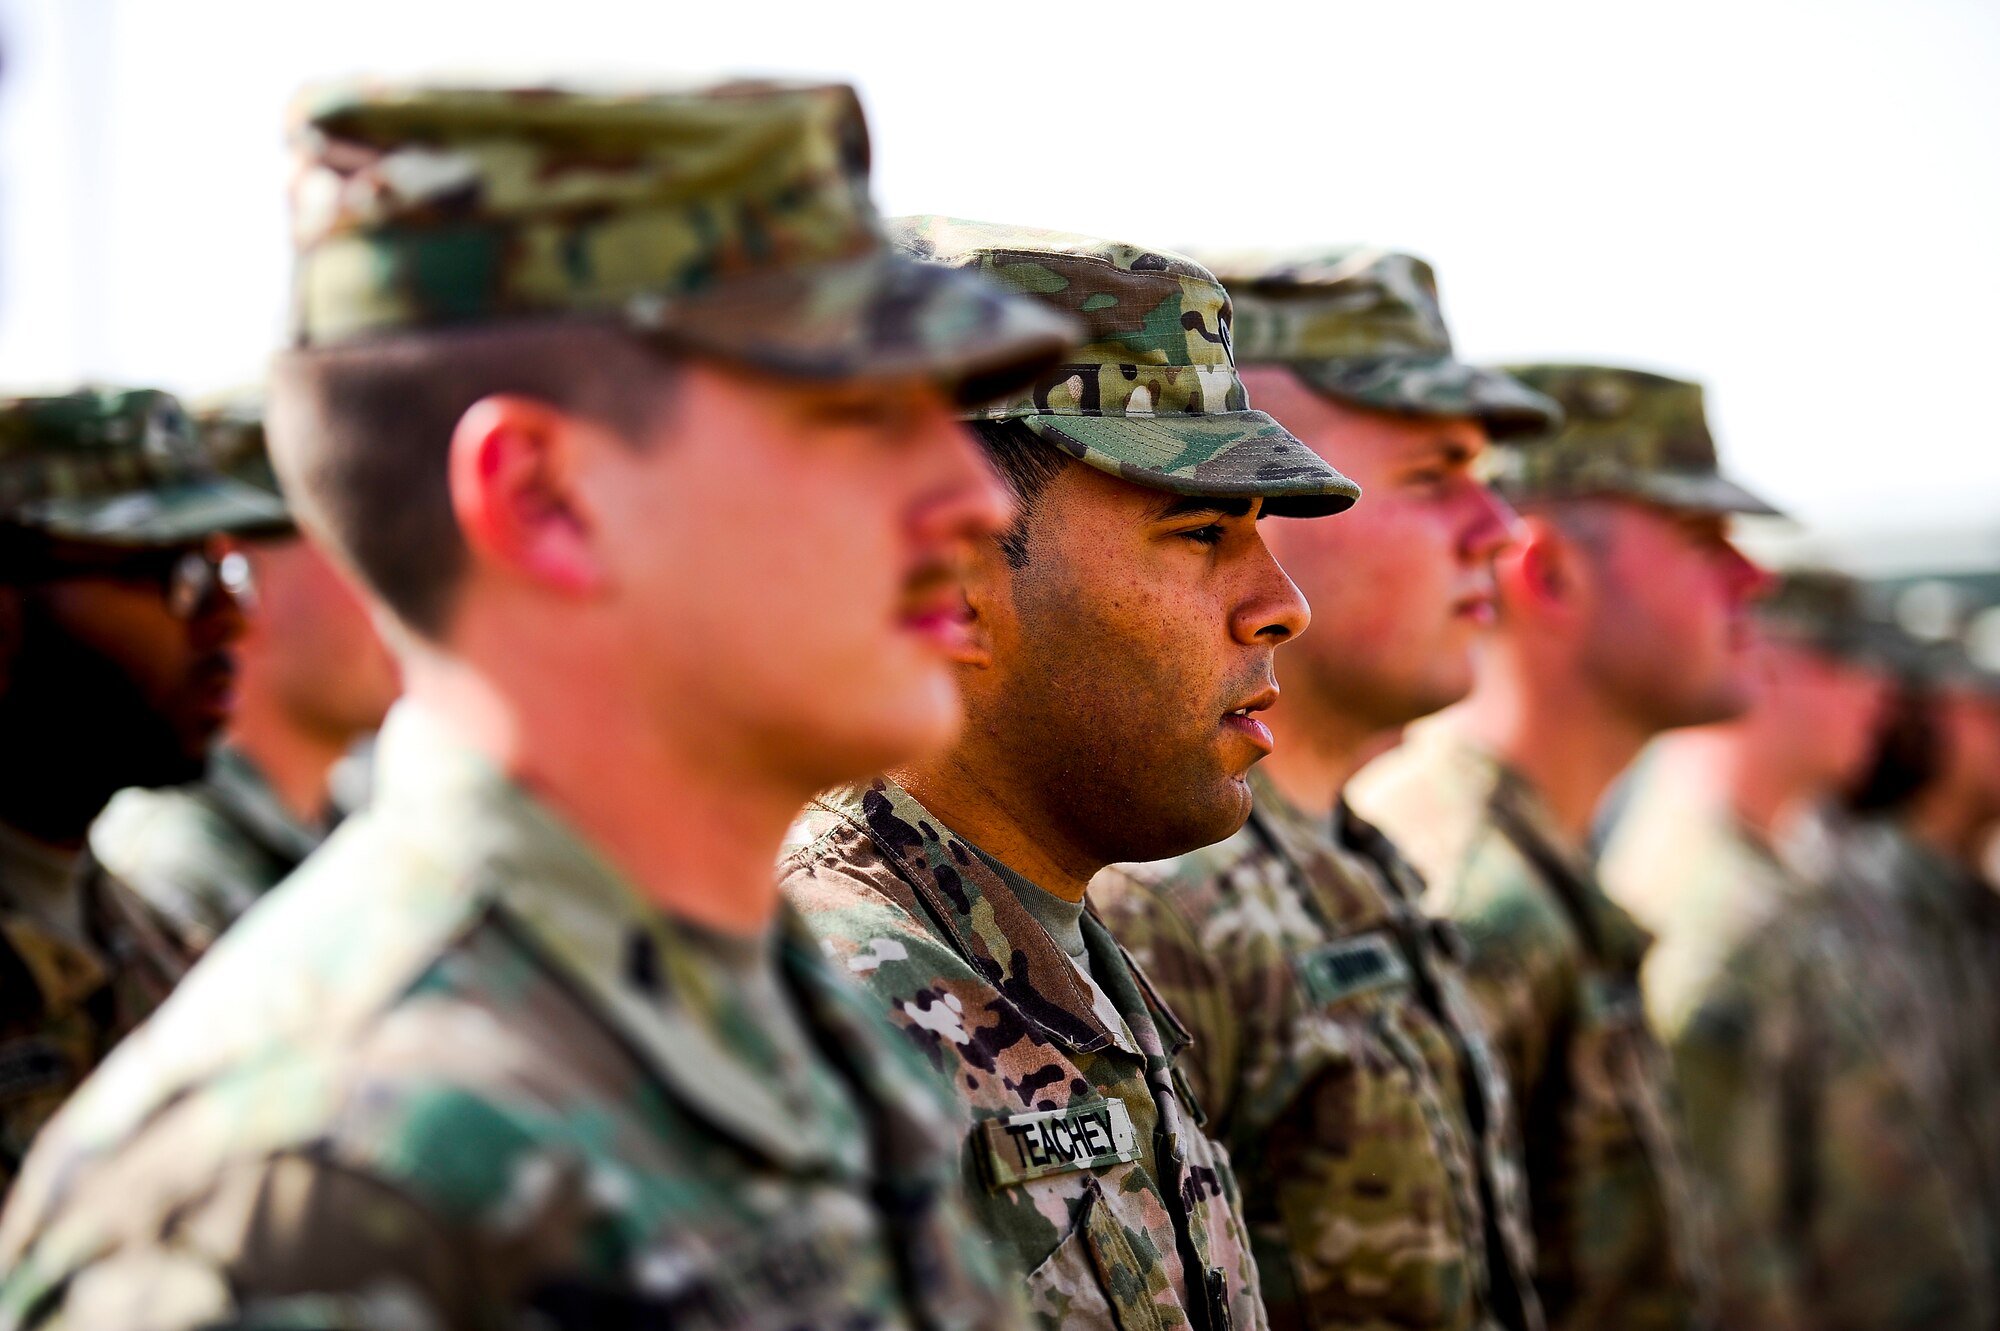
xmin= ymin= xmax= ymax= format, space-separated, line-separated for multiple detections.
xmin=1452 ymin=663 xmax=1651 ymax=846
xmin=1258 ymin=693 xmax=1390 ymax=819
xmin=890 ymin=755 xmax=1098 ymax=905
xmin=402 ymin=656 xmax=797 ymax=938
xmin=227 ymin=692 xmax=354 ymax=827
xmin=1657 ymin=725 xmax=1799 ymax=845
xmin=1902 ymin=776 xmax=1990 ymax=868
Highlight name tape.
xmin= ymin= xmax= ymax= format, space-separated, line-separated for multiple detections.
xmin=976 ymin=1098 xmax=1141 ymax=1190
xmin=1297 ymin=931 xmax=1411 ymax=1009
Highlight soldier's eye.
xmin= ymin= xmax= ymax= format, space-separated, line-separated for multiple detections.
xmin=1179 ymin=525 xmax=1226 ymax=547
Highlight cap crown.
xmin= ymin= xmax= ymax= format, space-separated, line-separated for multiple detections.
xmin=1482 ymin=364 xmax=1770 ymax=512
xmin=888 ymin=217 xmax=1245 ymax=422
xmin=1757 ymin=568 xmax=1875 ymax=660
xmin=289 ymin=80 xmax=879 ymax=345
xmin=1208 ymin=246 xmax=1451 ymax=363
xmin=0 ymin=388 xmax=207 ymax=518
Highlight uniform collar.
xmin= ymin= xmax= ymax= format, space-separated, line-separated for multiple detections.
xmin=811 ymin=778 xmax=1188 ymax=1058
xmin=1440 ymin=730 xmax=1658 ymax=970
xmin=203 ymin=744 xmax=327 ymax=867
xmin=376 ymin=703 xmax=860 ymax=1174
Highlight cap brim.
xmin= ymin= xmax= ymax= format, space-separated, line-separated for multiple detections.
xmin=1292 ymin=355 xmax=1562 ymax=440
xmin=633 ymin=247 xmax=1081 ymax=407
xmin=1020 ymin=410 xmax=1360 ymax=518
xmin=18 ymin=476 xmax=293 ymax=545
xmin=1629 ymin=470 xmax=1785 ymax=518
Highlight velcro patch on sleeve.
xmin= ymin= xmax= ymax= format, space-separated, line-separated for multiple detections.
xmin=1297 ymin=931 xmax=1411 ymax=1009
xmin=975 ymin=1099 xmax=1140 ymax=1190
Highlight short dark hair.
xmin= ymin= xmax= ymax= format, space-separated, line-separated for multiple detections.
xmin=968 ymin=418 xmax=1071 ymax=568
xmin=268 ymin=320 xmax=677 ymax=639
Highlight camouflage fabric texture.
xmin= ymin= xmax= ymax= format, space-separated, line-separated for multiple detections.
xmin=1093 ymin=768 xmax=1543 ymax=1331
xmin=1753 ymin=568 xmax=1890 ymax=663
xmin=290 ymin=82 xmax=1078 ymax=399
xmin=782 ymin=779 xmax=1268 ymax=1331
xmin=1480 ymin=364 xmax=1779 ymax=516
xmin=0 ymin=828 xmax=189 ymax=1196
xmin=889 ymin=217 xmax=1360 ymax=516
xmin=1352 ymin=727 xmax=1716 ymax=1331
xmin=89 ymin=745 xmax=330 ymax=956
xmin=1797 ymin=816 xmax=2000 ymax=1298
xmin=1603 ymin=790 xmax=1997 ymax=1331
xmin=0 ymin=709 xmax=1021 ymax=1331
xmin=1197 ymin=247 xmax=1560 ymax=440
xmin=192 ymin=391 xmax=289 ymax=512
xmin=0 ymin=388 xmax=286 ymax=546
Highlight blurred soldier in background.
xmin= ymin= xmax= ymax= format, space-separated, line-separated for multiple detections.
xmin=1353 ymin=365 xmax=1776 ymax=1331
xmin=1094 ymin=247 xmax=1555 ymax=1331
xmin=91 ymin=395 xmax=399 ymax=954
xmin=1601 ymin=571 xmax=2000 ymax=1329
xmin=783 ymin=217 xmax=1362 ymax=1331
xmin=0 ymin=81 xmax=1080 ymax=1328
xmin=0 ymin=386 xmax=283 ymax=1192
xmin=1796 ymin=607 xmax=2000 ymax=1305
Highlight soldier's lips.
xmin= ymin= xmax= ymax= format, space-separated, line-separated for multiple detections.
xmin=190 ymin=658 xmax=238 ymax=721
xmin=1221 ymin=689 xmax=1278 ymax=755
xmin=897 ymin=599 xmax=974 ymax=654
xmin=1452 ymin=578 xmax=1497 ymax=624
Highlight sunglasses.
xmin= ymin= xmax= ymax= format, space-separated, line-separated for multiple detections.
xmin=6 ymin=545 xmax=256 ymax=619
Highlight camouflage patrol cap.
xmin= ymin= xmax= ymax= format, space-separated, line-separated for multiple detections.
xmin=1755 ymin=568 xmax=1882 ymax=662
xmin=1483 ymin=364 xmax=1781 ymax=515
xmin=0 ymin=387 xmax=289 ymax=546
xmin=192 ymin=391 xmax=295 ymax=537
xmin=1199 ymin=246 xmax=1561 ymax=440
xmin=889 ymin=218 xmax=1360 ymax=518
xmin=287 ymin=81 xmax=1077 ymax=400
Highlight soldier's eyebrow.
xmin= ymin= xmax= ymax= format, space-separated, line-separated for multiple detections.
xmin=1148 ymin=495 xmax=1257 ymax=521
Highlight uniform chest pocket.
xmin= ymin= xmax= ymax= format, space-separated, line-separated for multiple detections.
xmin=1024 ymin=1175 xmax=1171 ymax=1331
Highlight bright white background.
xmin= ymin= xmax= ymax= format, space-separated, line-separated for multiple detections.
xmin=1 ymin=0 xmax=1995 ymax=561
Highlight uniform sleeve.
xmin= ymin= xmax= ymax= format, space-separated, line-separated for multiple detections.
xmin=28 ymin=1153 xmax=491 ymax=1331
xmin=1090 ymin=870 xmax=1239 ymax=1124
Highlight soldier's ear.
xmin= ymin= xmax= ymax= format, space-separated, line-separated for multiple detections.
xmin=0 ymin=586 xmax=19 ymax=695
xmin=951 ymin=537 xmax=1007 ymax=669
xmin=449 ymin=395 xmax=606 ymax=599
xmin=1495 ymin=514 xmax=1577 ymax=616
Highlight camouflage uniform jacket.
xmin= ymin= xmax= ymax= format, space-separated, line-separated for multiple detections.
xmin=781 ymin=779 xmax=1266 ymax=1331
xmin=1612 ymin=800 xmax=1995 ymax=1331
xmin=0 ymin=827 xmax=187 ymax=1196
xmin=0 ymin=708 xmax=1020 ymax=1331
xmin=1351 ymin=730 xmax=1714 ymax=1331
xmin=90 ymin=745 xmax=329 ymax=955
xmin=1092 ymin=770 xmax=1544 ymax=1331
xmin=1824 ymin=817 xmax=2000 ymax=1234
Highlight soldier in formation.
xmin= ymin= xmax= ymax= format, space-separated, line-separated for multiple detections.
xmin=89 ymin=394 xmax=400 ymax=955
xmin=0 ymin=80 xmax=1079 ymax=1328
xmin=782 ymin=216 xmax=1360 ymax=1331
xmin=1352 ymin=367 xmax=1777 ymax=1331
xmin=0 ymin=62 xmax=1998 ymax=1331
xmin=1092 ymin=248 xmax=1551 ymax=1331
xmin=1603 ymin=569 xmax=1995 ymax=1330
xmin=0 ymin=387 xmax=282 ymax=1191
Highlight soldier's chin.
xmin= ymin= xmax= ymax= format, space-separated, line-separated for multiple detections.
xmin=817 ymin=671 xmax=964 ymax=786
xmin=1118 ymin=778 xmax=1254 ymax=865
